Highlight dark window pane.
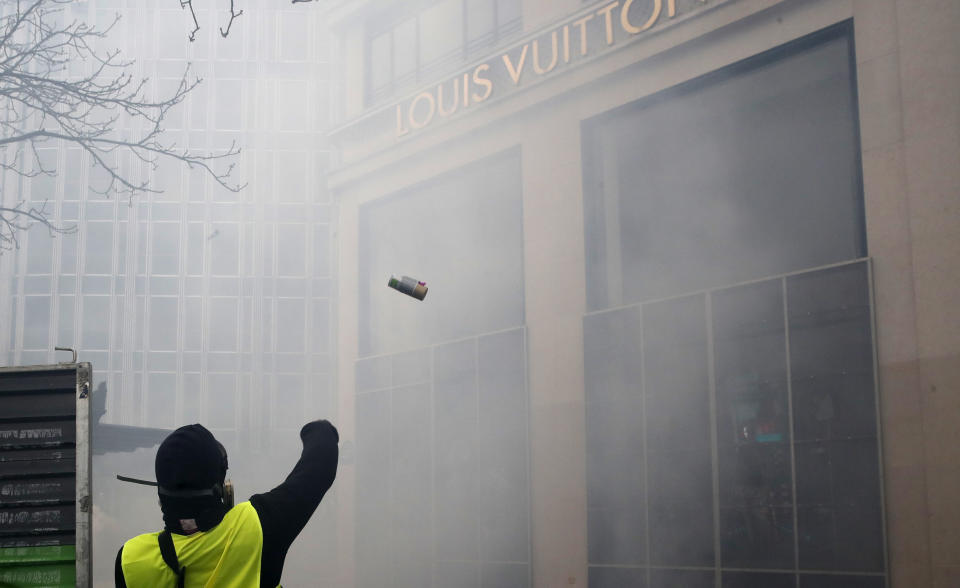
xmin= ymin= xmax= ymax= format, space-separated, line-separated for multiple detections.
xmin=713 ymin=280 xmax=788 ymax=448
xmin=584 ymin=306 xmax=643 ymax=405
xmin=589 ymin=566 xmax=646 ymax=588
xmin=712 ymin=280 xmax=794 ymax=569
xmin=795 ymin=440 xmax=881 ymax=508
xmin=792 ymin=372 xmax=877 ymax=442
xmin=722 ymin=571 xmax=794 ymax=588
xmin=787 ymin=262 xmax=883 ymax=572
xmin=643 ymin=296 xmax=711 ymax=451
xmin=585 ymin=403 xmax=644 ymax=509
xmin=788 ymin=263 xmax=876 ymax=442
xmin=797 ymin=504 xmax=884 ymax=572
xmin=588 ymin=506 xmax=646 ymax=565
xmin=647 ymin=502 xmax=714 ymax=567
xmin=649 ymin=569 xmax=714 ymax=588
xmin=799 ymin=574 xmax=884 ymax=588
xmin=583 ymin=31 xmax=863 ymax=310
xmin=719 ymin=505 xmax=794 ymax=569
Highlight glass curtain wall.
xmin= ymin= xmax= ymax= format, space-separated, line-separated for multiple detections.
xmin=581 ymin=22 xmax=886 ymax=587
xmin=0 ymin=1 xmax=336 ymax=585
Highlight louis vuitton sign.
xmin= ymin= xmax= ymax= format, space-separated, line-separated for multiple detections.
xmin=394 ymin=0 xmax=713 ymax=137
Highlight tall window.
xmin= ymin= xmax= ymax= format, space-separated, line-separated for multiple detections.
xmin=358 ymin=149 xmax=524 ymax=357
xmin=366 ymin=0 xmax=522 ymax=105
xmin=355 ymin=150 xmax=529 ymax=586
xmin=582 ymin=23 xmax=865 ymax=311
xmin=582 ymin=22 xmax=885 ymax=587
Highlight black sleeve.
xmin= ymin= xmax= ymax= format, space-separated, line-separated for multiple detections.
xmin=115 ymin=546 xmax=127 ymax=588
xmin=250 ymin=420 xmax=339 ymax=588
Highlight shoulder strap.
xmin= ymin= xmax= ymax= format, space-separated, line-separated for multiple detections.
xmin=157 ymin=530 xmax=186 ymax=588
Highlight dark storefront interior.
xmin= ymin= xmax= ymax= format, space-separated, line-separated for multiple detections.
xmin=582 ymin=22 xmax=886 ymax=587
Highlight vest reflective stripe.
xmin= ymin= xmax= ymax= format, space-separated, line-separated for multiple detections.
xmin=121 ymin=501 xmax=265 ymax=587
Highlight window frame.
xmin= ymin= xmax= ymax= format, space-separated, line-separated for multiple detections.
xmin=364 ymin=0 xmax=523 ymax=106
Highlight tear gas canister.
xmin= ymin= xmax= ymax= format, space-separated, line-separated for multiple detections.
xmin=388 ymin=275 xmax=428 ymax=301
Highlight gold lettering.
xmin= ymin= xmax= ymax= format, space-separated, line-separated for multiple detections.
xmin=472 ymin=63 xmax=493 ymax=102
xmin=408 ymin=92 xmax=436 ymax=129
xmin=596 ymin=2 xmax=619 ymax=45
xmin=621 ymin=0 xmax=662 ymax=34
xmin=502 ymin=44 xmax=529 ymax=85
xmin=463 ymin=73 xmax=471 ymax=108
xmin=563 ymin=25 xmax=571 ymax=63
xmin=532 ymin=31 xmax=559 ymax=74
xmin=572 ymin=14 xmax=595 ymax=56
xmin=396 ymin=104 xmax=410 ymax=137
xmin=668 ymin=0 xmax=677 ymax=18
xmin=437 ymin=79 xmax=460 ymax=117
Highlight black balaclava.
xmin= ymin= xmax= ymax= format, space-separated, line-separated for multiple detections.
xmin=155 ymin=424 xmax=229 ymax=534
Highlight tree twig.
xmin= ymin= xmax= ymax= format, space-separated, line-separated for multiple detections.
xmin=179 ymin=0 xmax=200 ymax=42
xmin=219 ymin=0 xmax=243 ymax=38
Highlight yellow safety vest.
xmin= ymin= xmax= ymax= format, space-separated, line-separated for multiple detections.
xmin=120 ymin=501 xmax=269 ymax=588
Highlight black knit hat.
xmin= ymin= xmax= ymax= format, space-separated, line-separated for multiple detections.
xmin=155 ymin=424 xmax=228 ymax=491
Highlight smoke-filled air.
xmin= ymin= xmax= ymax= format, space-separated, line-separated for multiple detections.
xmin=10 ymin=0 xmax=954 ymax=587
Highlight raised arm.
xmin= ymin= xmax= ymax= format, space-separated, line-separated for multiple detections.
xmin=250 ymin=420 xmax=339 ymax=587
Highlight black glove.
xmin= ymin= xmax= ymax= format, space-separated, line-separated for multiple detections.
xmin=300 ymin=419 xmax=339 ymax=445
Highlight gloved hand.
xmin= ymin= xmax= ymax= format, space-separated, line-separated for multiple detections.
xmin=300 ymin=419 xmax=339 ymax=445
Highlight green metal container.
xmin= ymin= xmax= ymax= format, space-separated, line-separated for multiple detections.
xmin=0 ymin=363 xmax=92 ymax=588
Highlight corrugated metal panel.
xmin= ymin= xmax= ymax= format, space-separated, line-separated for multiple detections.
xmin=0 ymin=364 xmax=91 ymax=587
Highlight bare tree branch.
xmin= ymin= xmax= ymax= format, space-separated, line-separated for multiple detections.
xmin=181 ymin=0 xmax=316 ymax=40
xmin=179 ymin=0 xmax=200 ymax=42
xmin=0 ymin=0 xmax=243 ymax=254
xmin=219 ymin=0 xmax=243 ymax=38
xmin=0 ymin=200 xmax=75 ymax=252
